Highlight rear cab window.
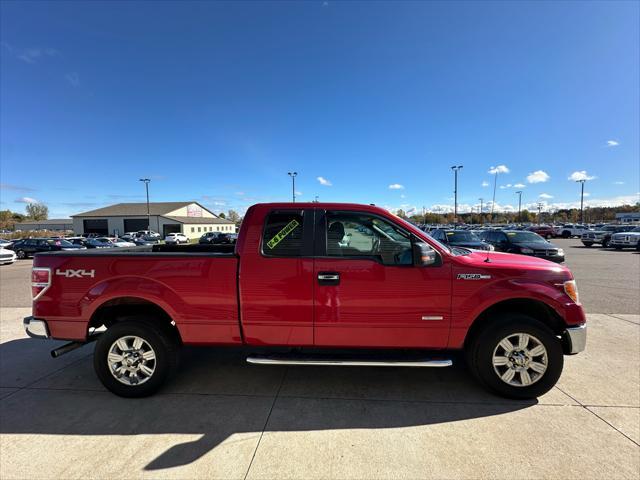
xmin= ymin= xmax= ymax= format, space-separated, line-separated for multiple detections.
xmin=262 ymin=210 xmax=307 ymax=257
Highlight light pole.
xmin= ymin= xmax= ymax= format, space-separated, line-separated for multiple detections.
xmin=288 ymin=172 xmax=298 ymax=202
xmin=314 ymin=195 xmax=319 ymax=203
xmin=515 ymin=191 xmax=523 ymax=223
xmin=537 ymin=202 xmax=544 ymax=225
xmin=451 ymin=165 xmax=463 ymax=227
xmin=478 ymin=198 xmax=484 ymax=225
xmin=576 ymin=179 xmax=586 ymax=223
xmin=491 ymin=171 xmax=499 ymax=220
xmin=139 ymin=178 xmax=151 ymax=231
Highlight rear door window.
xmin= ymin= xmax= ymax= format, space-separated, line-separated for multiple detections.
xmin=262 ymin=211 xmax=306 ymax=257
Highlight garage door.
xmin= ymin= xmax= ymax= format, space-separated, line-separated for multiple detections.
xmin=124 ymin=218 xmax=150 ymax=232
xmin=163 ymin=224 xmax=181 ymax=236
xmin=83 ymin=219 xmax=108 ymax=235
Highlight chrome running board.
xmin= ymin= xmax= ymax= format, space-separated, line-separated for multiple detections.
xmin=246 ymin=355 xmax=452 ymax=368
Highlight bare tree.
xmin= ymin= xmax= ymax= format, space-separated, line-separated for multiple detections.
xmin=26 ymin=203 xmax=49 ymax=221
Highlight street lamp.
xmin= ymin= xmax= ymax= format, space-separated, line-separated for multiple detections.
xmin=139 ymin=178 xmax=151 ymax=231
xmin=537 ymin=202 xmax=544 ymax=225
xmin=288 ymin=172 xmax=298 ymax=202
xmin=515 ymin=191 xmax=523 ymax=223
xmin=451 ymin=165 xmax=463 ymax=227
xmin=576 ymin=179 xmax=587 ymax=223
xmin=478 ymin=198 xmax=484 ymax=225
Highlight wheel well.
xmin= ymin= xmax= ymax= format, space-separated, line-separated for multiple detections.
xmin=88 ymin=297 xmax=182 ymax=345
xmin=463 ymin=298 xmax=565 ymax=350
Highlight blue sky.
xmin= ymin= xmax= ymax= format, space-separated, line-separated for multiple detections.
xmin=1 ymin=1 xmax=638 ymax=218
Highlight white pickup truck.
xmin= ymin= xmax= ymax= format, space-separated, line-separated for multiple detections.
xmin=554 ymin=224 xmax=590 ymax=238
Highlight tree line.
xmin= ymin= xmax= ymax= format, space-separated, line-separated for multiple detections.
xmin=0 ymin=203 xmax=49 ymax=230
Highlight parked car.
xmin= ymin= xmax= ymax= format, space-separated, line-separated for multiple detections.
xmin=527 ymin=225 xmax=555 ymax=239
xmin=10 ymin=238 xmax=86 ymax=259
xmin=609 ymin=226 xmax=640 ymax=250
xmin=0 ymin=247 xmax=16 ymax=265
xmin=0 ymin=238 xmax=13 ymax=248
xmin=24 ymin=202 xmax=586 ymax=400
xmin=65 ymin=237 xmax=88 ymax=247
xmin=199 ymin=232 xmax=234 ymax=244
xmin=106 ymin=237 xmax=137 ymax=248
xmin=84 ymin=238 xmax=116 ymax=249
xmin=136 ymin=230 xmax=161 ymax=238
xmin=429 ymin=229 xmax=493 ymax=251
xmin=478 ymin=230 xmax=565 ymax=263
xmin=164 ymin=233 xmax=189 ymax=244
xmin=554 ymin=224 xmax=590 ymax=238
xmin=133 ymin=235 xmax=161 ymax=246
xmin=581 ymin=225 xmax=634 ymax=248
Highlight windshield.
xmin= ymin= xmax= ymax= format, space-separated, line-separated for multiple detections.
xmin=445 ymin=231 xmax=480 ymax=242
xmin=47 ymin=239 xmax=73 ymax=247
xmin=506 ymin=232 xmax=546 ymax=243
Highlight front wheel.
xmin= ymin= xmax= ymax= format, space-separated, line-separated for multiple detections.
xmin=93 ymin=319 xmax=179 ymax=397
xmin=467 ymin=314 xmax=563 ymax=399
xmin=602 ymin=239 xmax=610 ymax=248
xmin=16 ymin=250 xmax=27 ymax=259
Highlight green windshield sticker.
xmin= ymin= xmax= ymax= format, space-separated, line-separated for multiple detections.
xmin=507 ymin=232 xmax=516 ymax=236
xmin=267 ymin=219 xmax=300 ymax=249
xmin=446 ymin=232 xmax=454 ymax=235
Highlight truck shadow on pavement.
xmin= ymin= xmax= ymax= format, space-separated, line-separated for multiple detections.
xmin=0 ymin=339 xmax=537 ymax=471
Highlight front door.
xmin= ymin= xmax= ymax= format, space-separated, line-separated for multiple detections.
xmin=313 ymin=210 xmax=451 ymax=348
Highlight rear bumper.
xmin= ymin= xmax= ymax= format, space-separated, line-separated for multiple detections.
xmin=562 ymin=324 xmax=587 ymax=354
xmin=23 ymin=316 xmax=50 ymax=339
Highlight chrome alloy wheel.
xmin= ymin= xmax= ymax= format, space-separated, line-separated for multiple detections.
xmin=492 ymin=333 xmax=548 ymax=387
xmin=107 ymin=335 xmax=156 ymax=386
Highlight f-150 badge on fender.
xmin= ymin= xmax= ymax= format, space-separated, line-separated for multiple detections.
xmin=457 ymin=273 xmax=491 ymax=280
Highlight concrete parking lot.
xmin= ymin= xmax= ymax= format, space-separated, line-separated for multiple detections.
xmin=0 ymin=239 xmax=638 ymax=479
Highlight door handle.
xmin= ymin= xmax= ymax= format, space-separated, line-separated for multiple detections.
xmin=318 ymin=272 xmax=340 ymax=285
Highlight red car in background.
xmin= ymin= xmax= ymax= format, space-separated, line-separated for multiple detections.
xmin=528 ymin=225 xmax=555 ymax=239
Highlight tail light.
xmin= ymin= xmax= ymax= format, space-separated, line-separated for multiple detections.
xmin=31 ymin=267 xmax=51 ymax=301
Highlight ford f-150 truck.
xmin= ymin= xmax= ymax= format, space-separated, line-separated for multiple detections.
xmin=24 ymin=203 xmax=586 ymax=399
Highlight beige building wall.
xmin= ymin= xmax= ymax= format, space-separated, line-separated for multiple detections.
xmin=182 ymin=223 xmax=233 ymax=240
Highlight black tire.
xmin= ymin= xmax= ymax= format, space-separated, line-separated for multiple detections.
xmin=16 ymin=250 xmax=27 ymax=259
xmin=582 ymin=243 xmax=592 ymax=248
xmin=93 ymin=319 xmax=179 ymax=398
xmin=562 ymin=231 xmax=571 ymax=238
xmin=602 ymin=239 xmax=610 ymax=248
xmin=466 ymin=313 xmax=563 ymax=399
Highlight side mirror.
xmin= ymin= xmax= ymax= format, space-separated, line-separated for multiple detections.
xmin=413 ymin=242 xmax=439 ymax=267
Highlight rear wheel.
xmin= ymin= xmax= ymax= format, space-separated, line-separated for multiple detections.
xmin=93 ymin=319 xmax=179 ymax=397
xmin=467 ymin=314 xmax=563 ymax=399
xmin=582 ymin=242 xmax=592 ymax=248
xmin=562 ymin=231 xmax=571 ymax=238
xmin=602 ymin=238 xmax=610 ymax=248
xmin=16 ymin=250 xmax=27 ymax=259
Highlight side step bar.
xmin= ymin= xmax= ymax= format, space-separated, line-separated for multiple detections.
xmin=246 ymin=355 xmax=452 ymax=368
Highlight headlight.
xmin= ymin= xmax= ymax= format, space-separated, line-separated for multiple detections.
xmin=520 ymin=247 xmax=534 ymax=254
xmin=557 ymin=248 xmax=564 ymax=256
xmin=563 ymin=280 xmax=580 ymax=304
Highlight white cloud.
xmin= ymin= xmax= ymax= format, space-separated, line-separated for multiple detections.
xmin=488 ymin=165 xmax=509 ymax=174
xmin=65 ymin=72 xmax=80 ymax=87
xmin=613 ymin=181 xmax=624 ymax=185
xmin=400 ymin=194 xmax=406 ymax=199
xmin=527 ymin=170 xmax=550 ymax=184
xmin=1 ymin=43 xmax=59 ymax=64
xmin=15 ymin=196 xmax=39 ymax=204
xmin=388 ymin=183 xmax=404 ymax=190
xmin=539 ymin=193 xmax=553 ymax=199
xmin=481 ymin=181 xmax=489 ymax=187
xmin=606 ymin=140 xmax=619 ymax=147
xmin=583 ymin=193 xmax=590 ymax=197
xmin=317 ymin=176 xmax=332 ymax=186
xmin=568 ymin=171 xmax=596 ymax=181
xmin=295 ymin=191 xmax=303 ymax=196
xmin=513 ymin=183 xmax=526 ymax=188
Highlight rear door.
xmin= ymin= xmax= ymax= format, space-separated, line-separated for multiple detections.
xmin=239 ymin=208 xmax=315 ymax=346
xmin=313 ymin=210 xmax=451 ymax=348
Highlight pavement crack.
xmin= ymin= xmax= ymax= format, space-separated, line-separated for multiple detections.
xmin=243 ymin=366 xmax=288 ymax=480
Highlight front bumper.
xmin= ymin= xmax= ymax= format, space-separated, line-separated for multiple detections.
xmin=23 ymin=316 xmax=50 ymax=339
xmin=562 ymin=324 xmax=587 ymax=354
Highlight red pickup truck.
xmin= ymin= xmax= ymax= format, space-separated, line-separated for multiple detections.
xmin=24 ymin=203 xmax=586 ymax=399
